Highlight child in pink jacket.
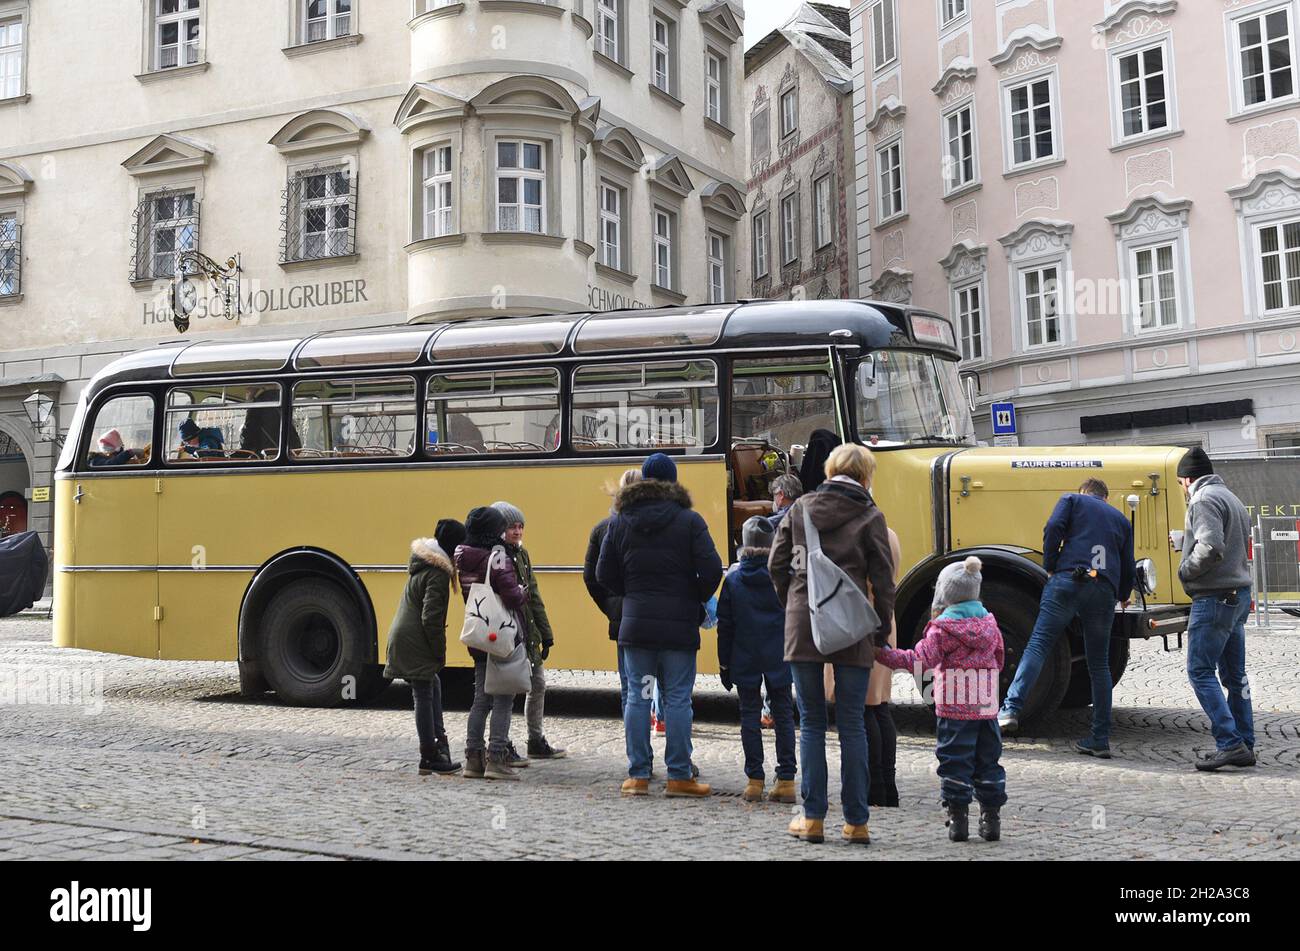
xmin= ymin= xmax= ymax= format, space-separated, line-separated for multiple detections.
xmin=876 ymin=556 xmax=1007 ymax=842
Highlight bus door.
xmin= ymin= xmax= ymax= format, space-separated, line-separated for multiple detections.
xmin=73 ymin=393 xmax=160 ymax=659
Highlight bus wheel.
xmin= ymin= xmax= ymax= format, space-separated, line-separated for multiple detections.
xmin=260 ymin=579 xmax=386 ymax=707
xmin=982 ymin=580 xmax=1070 ymax=727
xmin=1060 ymin=638 xmax=1130 ymax=708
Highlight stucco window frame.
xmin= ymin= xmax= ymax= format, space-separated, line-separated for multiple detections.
xmin=778 ymin=185 xmax=800 ymax=268
xmin=869 ymin=0 xmax=898 ymax=74
xmin=999 ymin=221 xmax=1075 ymax=354
xmin=942 ymin=242 xmax=988 ymax=365
xmin=650 ymin=203 xmax=679 ymax=293
xmin=1224 ymin=0 xmax=1300 ymax=120
xmin=410 ymin=129 xmax=464 ymax=246
xmin=999 ymin=65 xmax=1065 ymax=177
xmin=1107 ymin=32 xmax=1179 ymax=150
xmin=0 ymin=2 xmax=30 ymax=105
xmin=751 ymin=201 xmax=771 ymax=280
xmin=812 ymin=171 xmax=833 ymax=251
xmin=649 ymin=3 xmax=680 ymax=101
xmin=705 ymin=45 xmax=729 ymax=129
xmin=595 ymin=0 xmax=628 ymax=69
xmin=874 ymin=132 xmax=907 ymax=227
xmin=1109 ymin=196 xmax=1196 ymax=338
xmin=139 ymin=0 xmax=208 ymax=78
xmin=778 ymin=80 xmax=799 ymax=142
xmin=1230 ymin=170 xmax=1300 ymax=320
xmin=281 ymin=156 xmax=360 ymax=269
xmin=597 ymin=177 xmax=630 ymax=275
xmin=483 ymin=125 xmax=563 ymax=241
xmin=937 ymin=0 xmax=969 ymax=35
xmin=940 ymin=96 xmax=980 ymax=198
xmin=0 ymin=203 xmax=22 ymax=302
xmin=705 ymin=226 xmax=732 ymax=303
xmin=751 ymin=99 xmax=771 ymax=166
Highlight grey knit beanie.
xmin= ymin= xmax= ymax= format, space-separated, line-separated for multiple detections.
xmin=932 ymin=556 xmax=983 ymax=610
xmin=741 ymin=516 xmax=775 ymax=550
xmin=491 ymin=500 xmax=525 ymax=527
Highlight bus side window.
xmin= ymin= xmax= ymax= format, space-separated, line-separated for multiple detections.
xmin=165 ymin=384 xmax=282 ymax=463
xmin=426 ymin=369 xmax=561 ymax=455
xmin=291 ymin=377 xmax=417 ymax=459
xmin=84 ymin=395 xmax=155 ymax=469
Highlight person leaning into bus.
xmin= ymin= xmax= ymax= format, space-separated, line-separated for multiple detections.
xmin=769 ymin=443 xmax=896 ymax=846
xmin=455 ymin=506 xmax=529 ymax=781
xmin=597 ymin=452 xmax=724 ymax=799
xmin=997 ymin=478 xmax=1135 ymax=757
xmin=492 ymin=501 xmax=566 ymax=762
xmin=1175 ymin=448 xmax=1256 ymax=772
xmin=383 ymin=518 xmax=467 ymax=776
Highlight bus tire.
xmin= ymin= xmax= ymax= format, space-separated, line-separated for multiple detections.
xmin=1060 ymin=638 xmax=1130 ymax=708
xmin=982 ymin=580 xmax=1070 ymax=727
xmin=259 ymin=578 xmax=386 ymax=707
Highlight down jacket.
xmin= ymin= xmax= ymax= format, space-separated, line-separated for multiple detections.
xmin=383 ymin=538 xmax=455 ymax=682
xmin=595 ymin=479 xmax=724 ymax=652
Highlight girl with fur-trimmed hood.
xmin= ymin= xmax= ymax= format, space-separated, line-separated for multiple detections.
xmin=384 ymin=518 xmax=467 ymax=776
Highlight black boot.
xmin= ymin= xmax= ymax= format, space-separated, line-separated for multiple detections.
xmin=865 ymin=707 xmax=885 ymax=806
xmin=978 ymin=804 xmax=1001 ymax=841
xmin=883 ymin=767 xmax=900 ymax=807
xmin=944 ymin=801 xmax=969 ymax=842
xmin=427 ymin=734 xmax=461 ymax=775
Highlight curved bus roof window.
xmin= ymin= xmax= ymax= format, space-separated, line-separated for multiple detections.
xmin=291 ymin=377 xmax=418 ymax=459
xmin=295 ymin=328 xmax=442 ymax=371
xmin=430 ymin=314 xmax=584 ymax=362
xmin=573 ymin=305 xmax=731 ymax=355
xmin=426 ymin=368 xmax=562 ymax=456
xmin=171 ymin=339 xmax=298 ymax=377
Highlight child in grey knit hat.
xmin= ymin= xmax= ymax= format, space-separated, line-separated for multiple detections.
xmin=931 ymin=555 xmax=985 ymax=615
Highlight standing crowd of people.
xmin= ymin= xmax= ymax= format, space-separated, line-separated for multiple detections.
xmin=381 ymin=442 xmax=1258 ymax=846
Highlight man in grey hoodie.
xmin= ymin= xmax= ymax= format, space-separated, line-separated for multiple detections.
xmin=1176 ymin=447 xmax=1255 ymax=771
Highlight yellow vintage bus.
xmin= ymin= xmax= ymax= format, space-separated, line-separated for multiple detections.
xmin=53 ymin=301 xmax=1192 ymax=721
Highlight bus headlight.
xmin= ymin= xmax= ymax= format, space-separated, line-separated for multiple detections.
xmin=1136 ymin=558 xmax=1157 ymax=596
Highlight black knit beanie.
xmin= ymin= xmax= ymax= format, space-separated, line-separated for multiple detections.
xmin=1176 ymin=447 xmax=1213 ymax=481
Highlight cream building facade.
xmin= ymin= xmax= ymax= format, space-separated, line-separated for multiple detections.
xmin=743 ymin=2 xmax=858 ymax=301
xmin=848 ymin=0 xmax=1300 ymax=451
xmin=0 ymin=0 xmax=747 ymax=552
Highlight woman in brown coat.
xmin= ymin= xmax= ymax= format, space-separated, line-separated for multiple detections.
xmin=769 ymin=443 xmax=896 ymax=845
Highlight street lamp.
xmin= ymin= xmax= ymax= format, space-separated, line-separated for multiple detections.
xmin=22 ymin=390 xmax=61 ymax=446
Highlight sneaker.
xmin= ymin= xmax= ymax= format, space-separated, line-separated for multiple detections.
xmin=997 ymin=709 xmax=1019 ymax=734
xmin=1074 ymin=738 xmax=1112 ymax=759
xmin=484 ymin=749 xmax=521 ymax=781
xmin=527 ymin=736 xmax=567 ymax=759
xmin=1194 ymin=743 xmax=1256 ymax=772
xmin=505 ymin=741 xmax=530 ymax=768
xmin=621 ymin=778 xmax=649 ymax=796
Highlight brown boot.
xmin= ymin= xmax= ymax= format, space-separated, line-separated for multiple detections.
xmin=842 ymin=823 xmax=871 ymax=845
xmin=743 ymin=778 xmax=765 ymax=802
xmin=462 ymin=749 xmax=485 ymax=779
xmin=665 ymin=778 xmax=712 ymax=798
xmin=621 ymin=778 xmax=649 ymax=796
xmin=787 ymin=816 xmax=825 ymax=843
xmin=769 ymin=779 xmax=797 ymax=803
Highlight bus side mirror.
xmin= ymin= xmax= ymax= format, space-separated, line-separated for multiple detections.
xmin=960 ymin=371 xmax=979 ymax=414
xmin=856 ymin=361 xmax=878 ymax=401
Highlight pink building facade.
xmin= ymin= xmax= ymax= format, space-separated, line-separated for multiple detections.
xmin=848 ymin=0 xmax=1300 ymax=452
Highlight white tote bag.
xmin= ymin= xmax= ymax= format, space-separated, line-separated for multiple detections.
xmin=458 ymin=545 xmax=519 ymax=659
xmin=803 ymin=504 xmax=881 ymax=655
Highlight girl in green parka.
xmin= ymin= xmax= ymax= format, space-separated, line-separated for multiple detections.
xmin=384 ymin=518 xmax=467 ymax=775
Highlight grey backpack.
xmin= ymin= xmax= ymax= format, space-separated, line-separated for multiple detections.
xmin=802 ymin=503 xmax=881 ymax=655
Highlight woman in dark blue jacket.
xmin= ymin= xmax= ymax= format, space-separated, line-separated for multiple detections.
xmin=597 ymin=453 xmax=723 ymax=798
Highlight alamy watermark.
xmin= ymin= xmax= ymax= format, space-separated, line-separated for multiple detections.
xmin=0 ymin=665 xmax=104 ymax=716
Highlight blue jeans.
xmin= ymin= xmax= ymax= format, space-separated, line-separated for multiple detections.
xmin=1003 ymin=573 xmax=1117 ymax=742
xmin=1186 ymin=587 xmax=1254 ymax=751
xmin=791 ymin=662 xmax=870 ymax=825
xmin=623 ymin=647 xmax=696 ymax=780
xmin=738 ymin=676 xmax=796 ymax=781
xmin=935 ymin=718 xmax=1007 ymax=807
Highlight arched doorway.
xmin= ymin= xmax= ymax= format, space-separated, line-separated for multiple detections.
xmin=0 ymin=424 xmax=33 ymax=539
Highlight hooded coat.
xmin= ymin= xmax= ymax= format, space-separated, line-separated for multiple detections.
xmin=716 ymin=549 xmax=792 ymax=689
xmin=878 ymin=605 xmax=1004 ymax=720
xmin=383 ymin=538 xmax=455 ymax=681
xmin=769 ymin=478 xmax=896 ymax=667
xmin=583 ymin=515 xmax=622 ymax=640
xmin=595 ymin=479 xmax=725 ymax=652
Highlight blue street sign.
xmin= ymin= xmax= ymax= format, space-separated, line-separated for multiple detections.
xmin=991 ymin=401 xmax=1017 ymax=436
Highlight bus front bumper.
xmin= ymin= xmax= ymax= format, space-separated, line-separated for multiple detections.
xmin=1114 ymin=603 xmax=1191 ymax=649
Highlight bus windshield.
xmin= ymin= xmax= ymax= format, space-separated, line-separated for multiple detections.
xmin=855 ymin=350 xmax=975 ymax=446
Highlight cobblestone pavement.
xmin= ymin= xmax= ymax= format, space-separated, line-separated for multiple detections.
xmin=1 ymin=615 xmax=1298 ymax=861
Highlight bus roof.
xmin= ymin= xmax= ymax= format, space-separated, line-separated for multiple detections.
xmin=85 ymin=299 xmax=947 ymax=399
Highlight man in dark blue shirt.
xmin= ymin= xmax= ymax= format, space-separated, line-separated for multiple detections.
xmin=998 ymin=479 xmax=1136 ymax=756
